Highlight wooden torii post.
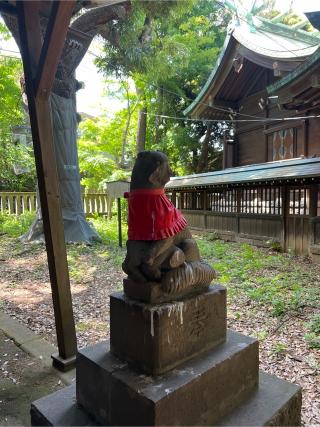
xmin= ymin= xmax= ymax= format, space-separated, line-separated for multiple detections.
xmin=0 ymin=1 xmax=77 ymax=371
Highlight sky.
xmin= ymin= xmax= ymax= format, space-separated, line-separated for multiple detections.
xmin=1 ymin=0 xmax=320 ymax=116
xmin=0 ymin=26 xmax=123 ymax=117
xmin=75 ymin=42 xmax=124 ymax=116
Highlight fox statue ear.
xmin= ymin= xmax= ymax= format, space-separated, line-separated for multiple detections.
xmin=148 ymin=162 xmax=162 ymax=186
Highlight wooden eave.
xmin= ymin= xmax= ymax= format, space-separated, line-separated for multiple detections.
xmin=185 ymin=18 xmax=320 ymax=120
xmin=267 ymin=48 xmax=320 ymax=110
xmin=183 ymin=34 xmax=237 ymax=119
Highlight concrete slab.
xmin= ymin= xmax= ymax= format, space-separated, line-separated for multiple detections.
xmin=110 ymin=285 xmax=226 ymax=374
xmin=76 ymin=341 xmax=128 ymax=425
xmin=77 ymin=330 xmax=258 ymax=426
xmin=0 ymin=311 xmax=41 ymax=346
xmin=20 ymin=338 xmax=56 ymax=369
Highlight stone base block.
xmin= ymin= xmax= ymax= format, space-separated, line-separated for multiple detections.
xmin=31 ymin=372 xmax=301 ymax=426
xmin=30 ymin=383 xmax=96 ymax=426
xmin=217 ymin=372 xmax=302 ymax=426
xmin=31 ymin=372 xmax=301 ymax=427
xmin=110 ymin=285 xmax=226 ymax=374
xmin=76 ymin=330 xmax=258 ymax=426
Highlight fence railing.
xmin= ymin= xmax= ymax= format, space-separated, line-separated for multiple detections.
xmin=0 ymin=192 xmax=112 ymax=217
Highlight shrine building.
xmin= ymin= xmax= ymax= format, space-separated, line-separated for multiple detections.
xmin=166 ymin=10 xmax=320 ymax=260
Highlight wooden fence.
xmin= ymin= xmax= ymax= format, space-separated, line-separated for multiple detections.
xmin=0 ymin=192 xmax=112 ymax=217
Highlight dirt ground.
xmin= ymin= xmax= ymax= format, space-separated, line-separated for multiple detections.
xmin=0 ymin=330 xmax=63 ymax=426
xmin=0 ymin=235 xmax=319 ymax=425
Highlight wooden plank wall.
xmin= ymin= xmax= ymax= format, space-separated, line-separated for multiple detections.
xmin=182 ymin=210 xmax=283 ymax=242
xmin=0 ymin=192 xmax=111 ymax=216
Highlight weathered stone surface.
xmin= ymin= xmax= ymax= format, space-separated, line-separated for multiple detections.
xmin=76 ymin=330 xmax=259 ymax=426
xmin=123 ymin=278 xmax=209 ymax=304
xmin=31 ymin=384 xmax=96 ymax=426
xmin=217 ymin=372 xmax=302 ymax=426
xmin=76 ymin=342 xmax=127 ymax=425
xmin=110 ymin=285 xmax=226 ymax=374
xmin=31 ymin=370 xmax=301 ymax=427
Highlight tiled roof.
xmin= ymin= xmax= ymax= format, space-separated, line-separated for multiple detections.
xmin=166 ymin=157 xmax=320 ymax=189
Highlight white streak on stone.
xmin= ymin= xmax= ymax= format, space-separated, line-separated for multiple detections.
xmin=148 ymin=301 xmax=185 ymax=336
xmin=150 ymin=309 xmax=155 ymax=337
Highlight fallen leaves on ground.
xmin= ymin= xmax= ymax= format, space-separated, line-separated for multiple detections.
xmin=0 ymin=235 xmax=319 ymax=425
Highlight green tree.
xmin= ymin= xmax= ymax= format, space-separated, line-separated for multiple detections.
xmin=96 ymin=0 xmax=231 ymax=174
xmin=2 ymin=2 xmax=130 ymax=243
xmin=78 ymin=94 xmax=137 ymax=192
xmin=0 ymin=52 xmax=35 ymax=191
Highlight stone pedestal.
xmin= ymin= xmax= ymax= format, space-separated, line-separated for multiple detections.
xmin=110 ymin=285 xmax=226 ymax=374
xmin=76 ymin=331 xmax=258 ymax=426
xmin=31 ymin=283 xmax=302 ymax=426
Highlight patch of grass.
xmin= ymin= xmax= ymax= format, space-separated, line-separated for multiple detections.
xmin=305 ymin=314 xmax=320 ymax=349
xmin=76 ymin=321 xmax=106 ymax=332
xmin=90 ymin=216 xmax=126 ymax=268
xmin=273 ymin=342 xmax=287 ymax=354
xmin=256 ymin=330 xmax=268 ymax=341
xmin=198 ymin=236 xmax=319 ymax=319
xmin=90 ymin=216 xmax=127 ymax=246
xmin=0 ymin=211 xmax=35 ymax=237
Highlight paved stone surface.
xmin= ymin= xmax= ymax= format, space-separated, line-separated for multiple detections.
xmin=110 ymin=285 xmax=226 ymax=374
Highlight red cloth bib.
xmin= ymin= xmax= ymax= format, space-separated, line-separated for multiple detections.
xmin=124 ymin=189 xmax=187 ymax=240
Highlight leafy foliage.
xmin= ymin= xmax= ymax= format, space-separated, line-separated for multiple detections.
xmin=0 ymin=211 xmax=35 ymax=236
xmin=0 ymin=34 xmax=35 ymax=191
xmin=78 ymin=114 xmax=133 ymax=191
xmin=96 ymin=0 xmax=231 ymax=174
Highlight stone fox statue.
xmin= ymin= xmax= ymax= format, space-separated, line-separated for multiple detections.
xmin=122 ymin=151 xmax=215 ymax=294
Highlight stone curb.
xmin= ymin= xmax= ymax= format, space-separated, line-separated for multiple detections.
xmin=0 ymin=310 xmax=76 ymax=385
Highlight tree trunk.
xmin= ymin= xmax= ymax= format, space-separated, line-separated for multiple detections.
xmin=136 ymin=106 xmax=147 ymax=152
xmin=120 ymin=109 xmax=131 ymax=167
xmin=22 ymin=91 xmax=100 ymax=243
xmin=196 ymin=124 xmax=211 ymax=173
xmin=2 ymin=2 xmax=129 ymax=243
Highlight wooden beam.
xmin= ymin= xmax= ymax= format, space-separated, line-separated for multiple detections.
xmin=210 ymin=99 xmax=238 ymax=112
xmin=23 ymin=1 xmax=42 ymax=76
xmin=35 ymin=1 xmax=75 ymax=98
xmin=241 ymin=68 xmax=265 ymax=101
xmin=0 ymin=1 xmax=17 ymax=15
xmin=17 ymin=1 xmax=77 ymax=370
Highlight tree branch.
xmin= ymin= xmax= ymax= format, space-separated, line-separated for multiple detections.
xmin=71 ymin=3 xmax=129 ymax=36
